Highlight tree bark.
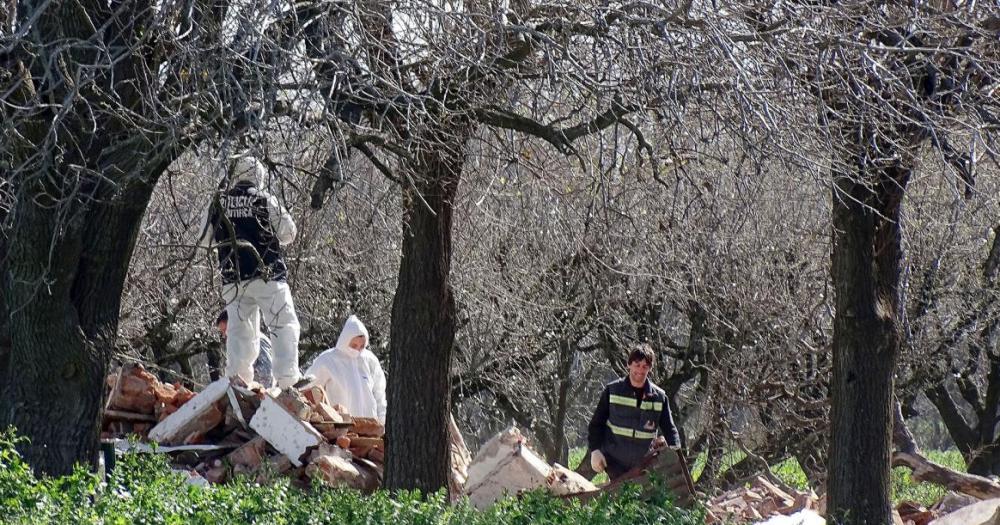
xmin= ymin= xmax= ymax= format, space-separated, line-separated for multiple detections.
xmin=207 ymin=341 xmax=223 ymax=381
xmin=0 ymin=232 xmax=9 ymax=383
xmin=384 ymin=123 xmax=470 ymax=494
xmin=827 ymin=157 xmax=910 ymax=525
xmin=967 ymin=448 xmax=1000 ymax=478
xmin=0 ymin=163 xmax=161 ymax=475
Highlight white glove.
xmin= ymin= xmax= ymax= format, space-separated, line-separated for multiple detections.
xmin=590 ymin=449 xmax=607 ymax=473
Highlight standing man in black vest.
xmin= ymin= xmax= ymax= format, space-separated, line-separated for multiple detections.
xmin=587 ymin=344 xmax=681 ymax=480
xmin=199 ymin=155 xmax=302 ymax=389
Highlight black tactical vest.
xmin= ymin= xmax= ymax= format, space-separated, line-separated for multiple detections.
xmin=602 ymin=378 xmax=666 ymax=469
xmin=210 ymin=181 xmax=288 ymax=284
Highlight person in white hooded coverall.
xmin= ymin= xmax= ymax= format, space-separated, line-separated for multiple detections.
xmin=306 ymin=315 xmax=387 ymax=426
xmin=199 ymin=156 xmax=302 ymax=389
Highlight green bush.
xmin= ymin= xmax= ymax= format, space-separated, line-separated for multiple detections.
xmin=0 ymin=430 xmax=703 ymax=525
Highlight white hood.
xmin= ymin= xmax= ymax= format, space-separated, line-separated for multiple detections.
xmin=334 ymin=315 xmax=369 ymax=355
xmin=231 ymin=156 xmax=267 ymax=185
xmin=305 ymin=315 xmax=386 ymax=423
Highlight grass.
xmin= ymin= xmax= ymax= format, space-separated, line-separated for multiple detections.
xmin=891 ymin=449 xmax=965 ymax=505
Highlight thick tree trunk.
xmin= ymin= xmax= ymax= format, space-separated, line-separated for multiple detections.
xmin=827 ymin=160 xmax=909 ymax=525
xmin=385 ymin=124 xmax=470 ymax=494
xmin=967 ymin=448 xmax=1000 ymax=477
xmin=0 ymin=234 xmax=9 ymax=383
xmin=0 ymin=165 xmax=159 ymax=475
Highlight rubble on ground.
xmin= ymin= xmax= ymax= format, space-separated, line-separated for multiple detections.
xmin=105 ymin=372 xmax=590 ymax=502
xmin=706 ymin=481 xmax=997 ymax=525
xmin=705 ymin=476 xmax=823 ymax=523
xmin=102 ymin=364 xmax=196 ymax=439
xmin=101 ymin=364 xmax=387 ymax=491
xmin=922 ymin=497 xmax=1000 ymax=525
xmin=752 ymin=509 xmax=826 ymax=525
xmin=463 ymin=427 xmax=598 ymax=509
xmin=104 ymin=365 xmax=1000 ymax=524
xmin=448 ymin=414 xmax=472 ymax=498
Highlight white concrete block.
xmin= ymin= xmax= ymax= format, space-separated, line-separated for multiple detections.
xmin=753 ymin=510 xmax=826 ymax=525
xmin=930 ymin=498 xmax=1000 ymax=525
xmin=546 ymin=463 xmax=598 ymax=496
xmin=465 ymin=427 xmax=553 ymax=509
xmin=148 ymin=378 xmax=231 ymax=445
xmin=249 ymin=396 xmax=323 ymax=467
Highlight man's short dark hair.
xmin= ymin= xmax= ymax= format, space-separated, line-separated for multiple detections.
xmin=216 ymin=309 xmax=268 ymax=334
xmin=628 ymin=343 xmax=655 ymax=367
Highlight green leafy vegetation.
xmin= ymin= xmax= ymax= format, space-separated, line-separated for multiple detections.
xmin=1 ymin=430 xmax=703 ymax=525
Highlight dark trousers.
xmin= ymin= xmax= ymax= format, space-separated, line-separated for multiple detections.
xmin=605 ymin=454 xmax=632 ymax=481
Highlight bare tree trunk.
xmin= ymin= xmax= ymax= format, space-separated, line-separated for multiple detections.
xmin=543 ymin=340 xmax=573 ymax=465
xmin=827 ymin=157 xmax=909 ymax=525
xmin=0 ymin=234 xmax=9 ymax=383
xmin=385 ymin=123 xmax=470 ymax=494
xmin=892 ymin=396 xmax=919 ymax=455
xmin=0 ymin=163 xmax=161 ymax=475
xmin=207 ymin=342 xmax=223 ymax=381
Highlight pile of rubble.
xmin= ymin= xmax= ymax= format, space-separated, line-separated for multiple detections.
xmin=705 ymin=475 xmax=822 ymax=523
xmin=706 ymin=479 xmax=1000 ymax=525
xmin=101 ymin=366 xmax=597 ymax=502
xmin=102 ymin=364 xmax=196 ymax=438
xmin=895 ymin=492 xmax=993 ymax=525
xmin=106 ymin=367 xmax=1000 ymax=525
xmin=463 ymin=427 xmax=599 ymax=509
xmin=101 ymin=364 xmax=391 ymax=490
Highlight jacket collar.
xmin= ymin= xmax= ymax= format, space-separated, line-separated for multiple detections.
xmin=622 ymin=376 xmax=654 ymax=397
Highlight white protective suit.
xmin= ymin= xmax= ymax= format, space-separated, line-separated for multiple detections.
xmin=200 ymin=156 xmax=301 ymax=388
xmin=306 ymin=315 xmax=387 ymax=423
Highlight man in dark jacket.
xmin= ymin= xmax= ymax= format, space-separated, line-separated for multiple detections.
xmin=199 ymin=155 xmax=301 ymax=388
xmin=587 ymin=344 xmax=681 ymax=480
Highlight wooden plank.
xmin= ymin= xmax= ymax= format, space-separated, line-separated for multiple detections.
xmin=104 ymin=409 xmax=158 ymax=422
xmin=563 ymin=449 xmax=697 ymax=508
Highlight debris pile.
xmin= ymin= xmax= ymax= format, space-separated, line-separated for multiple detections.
xmin=708 ymin=483 xmax=992 ymax=524
xmin=463 ymin=427 xmax=598 ymax=509
xmin=896 ymin=493 xmax=1000 ymax=525
xmin=102 ymin=367 xmax=386 ymax=490
xmin=111 ymin=367 xmax=1000 ymax=525
xmin=706 ymin=476 xmax=822 ymax=523
xmin=102 ymin=364 xmax=196 ymax=439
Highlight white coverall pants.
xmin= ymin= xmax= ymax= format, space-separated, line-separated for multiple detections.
xmin=222 ymin=279 xmax=301 ymax=388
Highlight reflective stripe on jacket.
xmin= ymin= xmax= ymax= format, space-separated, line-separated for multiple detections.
xmin=602 ymin=378 xmax=667 ymax=469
